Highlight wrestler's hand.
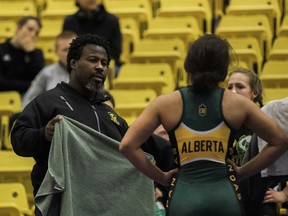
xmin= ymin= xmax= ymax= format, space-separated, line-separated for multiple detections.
xmin=161 ymin=168 xmax=178 ymax=186
xmin=263 ymin=188 xmax=288 ymax=204
xmin=227 ymin=159 xmax=242 ymax=179
xmin=45 ymin=115 xmax=63 ymax=141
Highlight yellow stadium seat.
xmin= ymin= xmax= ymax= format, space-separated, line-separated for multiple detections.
xmin=0 ymin=203 xmax=22 ymax=216
xmin=40 ymin=0 xmax=78 ymax=19
xmin=143 ymin=16 xmax=202 ymax=49
xmin=209 ymin=0 xmax=225 ymax=19
xmin=268 ymin=36 xmax=288 ymax=60
xmin=260 ymin=60 xmax=288 ymax=87
xmin=220 ymin=60 xmax=249 ymax=88
xmin=263 ymin=88 xmax=288 ymax=103
xmin=0 ymin=20 xmax=16 ymax=43
xmin=109 ymin=89 xmax=157 ymax=125
xmin=0 ymin=91 xmax=21 ymax=150
xmin=113 ymin=63 xmax=175 ymax=95
xmin=0 ymin=152 xmax=35 ymax=208
xmin=0 ymin=91 xmax=21 ymax=116
xmin=157 ymin=0 xmax=212 ymax=33
xmin=0 ymin=1 xmax=37 ymax=21
xmin=119 ymin=18 xmax=140 ymax=63
xmin=215 ymin=14 xmax=273 ymax=60
xmin=105 ymin=59 xmax=116 ymax=89
xmin=148 ymin=0 xmax=161 ymax=17
xmin=277 ymin=0 xmax=285 ymax=14
xmin=38 ymin=18 xmax=64 ymax=40
xmin=278 ymin=14 xmax=288 ymax=37
xmin=36 ymin=39 xmax=57 ymax=65
xmin=225 ymin=0 xmax=281 ymax=38
xmin=0 ymin=183 xmax=33 ymax=216
xmin=0 ymin=115 xmax=12 ymax=150
xmin=129 ymin=38 xmax=186 ymax=87
xmin=228 ymin=37 xmax=263 ymax=74
xmin=104 ymin=0 xmax=152 ymax=37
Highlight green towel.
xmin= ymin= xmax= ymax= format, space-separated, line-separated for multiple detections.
xmin=35 ymin=116 xmax=154 ymax=216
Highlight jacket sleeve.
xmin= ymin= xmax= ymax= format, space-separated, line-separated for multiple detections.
xmin=110 ymin=17 xmax=122 ymax=66
xmin=11 ymin=99 xmax=51 ymax=158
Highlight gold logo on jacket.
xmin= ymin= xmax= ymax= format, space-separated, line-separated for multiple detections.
xmin=108 ymin=112 xmax=120 ymax=125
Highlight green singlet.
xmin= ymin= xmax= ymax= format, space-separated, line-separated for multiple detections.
xmin=166 ymin=86 xmax=244 ymax=216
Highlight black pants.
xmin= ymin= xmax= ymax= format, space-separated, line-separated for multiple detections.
xmin=243 ymin=175 xmax=288 ymax=216
xmin=260 ymin=176 xmax=288 ymax=216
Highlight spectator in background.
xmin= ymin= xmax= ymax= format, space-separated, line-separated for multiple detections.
xmin=227 ymin=67 xmax=265 ymax=216
xmin=258 ymin=97 xmax=288 ymax=216
xmin=22 ymin=31 xmax=77 ymax=108
xmin=0 ymin=16 xmax=44 ymax=95
xmin=227 ymin=67 xmax=264 ymax=166
xmin=62 ymin=0 xmax=122 ymax=76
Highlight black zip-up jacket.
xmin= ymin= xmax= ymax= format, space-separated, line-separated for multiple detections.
xmin=62 ymin=4 xmax=122 ymax=66
xmin=11 ymin=82 xmax=128 ymax=195
xmin=0 ymin=39 xmax=44 ymax=94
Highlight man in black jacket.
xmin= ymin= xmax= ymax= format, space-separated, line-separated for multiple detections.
xmin=62 ymin=0 xmax=122 ymax=71
xmin=11 ymin=34 xmax=128 ymax=200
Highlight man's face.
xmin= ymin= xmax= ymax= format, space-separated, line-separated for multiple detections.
xmin=70 ymin=44 xmax=108 ymax=94
xmin=55 ymin=37 xmax=74 ymax=66
xmin=76 ymin=0 xmax=99 ymax=10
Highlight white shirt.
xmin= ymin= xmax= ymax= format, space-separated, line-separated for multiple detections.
xmin=22 ymin=62 xmax=69 ymax=108
xmin=258 ymin=97 xmax=288 ymax=177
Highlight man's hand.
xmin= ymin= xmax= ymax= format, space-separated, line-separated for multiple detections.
xmin=45 ymin=115 xmax=63 ymax=141
xmin=263 ymin=188 xmax=288 ymax=204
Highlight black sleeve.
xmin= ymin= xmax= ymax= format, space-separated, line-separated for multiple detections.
xmin=109 ymin=17 xmax=122 ymax=66
xmin=62 ymin=15 xmax=76 ymax=33
xmin=11 ymin=99 xmax=51 ymax=161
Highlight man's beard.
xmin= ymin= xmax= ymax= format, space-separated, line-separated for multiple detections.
xmin=86 ymin=80 xmax=104 ymax=93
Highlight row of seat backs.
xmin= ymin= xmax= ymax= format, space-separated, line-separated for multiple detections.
xmin=0 ymin=0 xmax=287 ymax=33
xmin=260 ymin=60 xmax=288 ymax=88
xmin=1 ymin=0 xmax=287 ymax=71
xmin=0 ymin=182 xmax=33 ymax=216
xmin=0 ymin=91 xmax=21 ymax=150
xmin=109 ymin=89 xmax=157 ymax=125
xmin=0 ymin=151 xmax=35 ymax=213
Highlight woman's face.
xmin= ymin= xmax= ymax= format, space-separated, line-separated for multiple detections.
xmin=227 ymin=72 xmax=257 ymax=101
